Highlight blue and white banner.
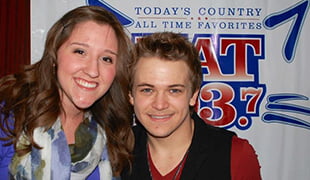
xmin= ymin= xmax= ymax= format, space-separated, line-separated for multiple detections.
xmin=31 ymin=0 xmax=310 ymax=179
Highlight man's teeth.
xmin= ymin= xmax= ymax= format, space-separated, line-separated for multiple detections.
xmin=151 ymin=115 xmax=171 ymax=119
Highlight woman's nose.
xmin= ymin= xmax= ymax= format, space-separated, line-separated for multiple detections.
xmin=84 ymin=58 xmax=99 ymax=77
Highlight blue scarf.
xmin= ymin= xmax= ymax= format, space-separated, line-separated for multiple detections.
xmin=9 ymin=113 xmax=112 ymax=179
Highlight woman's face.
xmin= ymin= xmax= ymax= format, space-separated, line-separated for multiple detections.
xmin=56 ymin=20 xmax=118 ymax=112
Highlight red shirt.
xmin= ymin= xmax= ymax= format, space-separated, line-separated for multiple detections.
xmin=149 ymin=136 xmax=261 ymax=180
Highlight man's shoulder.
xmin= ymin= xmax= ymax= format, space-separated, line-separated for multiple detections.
xmin=192 ymin=112 xmax=236 ymax=139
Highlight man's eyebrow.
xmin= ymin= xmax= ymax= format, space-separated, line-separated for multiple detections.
xmin=136 ymin=83 xmax=154 ymax=87
xmin=136 ymin=84 xmax=185 ymax=88
xmin=168 ymin=84 xmax=186 ymax=88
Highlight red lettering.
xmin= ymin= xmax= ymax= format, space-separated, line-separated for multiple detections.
xmin=195 ymin=37 xmax=262 ymax=81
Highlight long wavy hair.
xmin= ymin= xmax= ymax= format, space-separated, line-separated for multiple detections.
xmin=0 ymin=5 xmax=134 ymax=175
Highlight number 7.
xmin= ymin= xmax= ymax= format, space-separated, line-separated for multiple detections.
xmin=264 ymin=0 xmax=309 ymax=63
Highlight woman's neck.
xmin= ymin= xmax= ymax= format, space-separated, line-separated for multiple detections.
xmin=60 ymin=110 xmax=84 ymax=144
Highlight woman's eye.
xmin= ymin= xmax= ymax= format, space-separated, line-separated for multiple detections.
xmin=101 ymin=57 xmax=113 ymax=63
xmin=74 ymin=49 xmax=85 ymax=55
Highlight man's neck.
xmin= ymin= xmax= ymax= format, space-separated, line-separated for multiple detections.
xmin=146 ymin=118 xmax=194 ymax=175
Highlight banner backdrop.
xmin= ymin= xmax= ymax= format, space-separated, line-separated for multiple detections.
xmin=31 ymin=0 xmax=310 ymax=179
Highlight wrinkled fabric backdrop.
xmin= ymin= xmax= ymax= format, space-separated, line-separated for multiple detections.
xmin=31 ymin=0 xmax=310 ymax=179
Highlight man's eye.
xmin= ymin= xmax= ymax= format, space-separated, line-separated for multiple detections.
xmin=141 ymin=88 xmax=152 ymax=93
xmin=170 ymin=89 xmax=182 ymax=93
xmin=101 ymin=57 xmax=113 ymax=63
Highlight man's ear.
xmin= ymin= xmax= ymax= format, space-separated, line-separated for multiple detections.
xmin=189 ymin=89 xmax=199 ymax=106
xmin=129 ymin=92 xmax=134 ymax=105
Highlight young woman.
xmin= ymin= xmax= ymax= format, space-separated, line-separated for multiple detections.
xmin=0 ymin=6 xmax=134 ymax=179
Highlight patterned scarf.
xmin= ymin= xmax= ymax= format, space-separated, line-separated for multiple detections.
xmin=9 ymin=113 xmax=112 ymax=179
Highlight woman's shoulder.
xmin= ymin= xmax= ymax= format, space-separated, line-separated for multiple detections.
xmin=0 ymin=126 xmax=15 ymax=179
xmin=0 ymin=112 xmax=15 ymax=159
xmin=0 ymin=101 xmax=15 ymax=160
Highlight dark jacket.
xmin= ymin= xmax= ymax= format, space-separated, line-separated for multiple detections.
xmin=122 ymin=113 xmax=236 ymax=180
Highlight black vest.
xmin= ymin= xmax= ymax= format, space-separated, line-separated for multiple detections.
xmin=122 ymin=113 xmax=235 ymax=180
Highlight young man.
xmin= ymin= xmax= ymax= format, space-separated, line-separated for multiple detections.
xmin=122 ymin=32 xmax=261 ymax=180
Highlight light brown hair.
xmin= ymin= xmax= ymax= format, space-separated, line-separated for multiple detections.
xmin=0 ymin=5 xmax=134 ymax=175
xmin=130 ymin=32 xmax=202 ymax=95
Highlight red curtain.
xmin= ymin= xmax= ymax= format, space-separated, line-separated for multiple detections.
xmin=0 ymin=0 xmax=30 ymax=78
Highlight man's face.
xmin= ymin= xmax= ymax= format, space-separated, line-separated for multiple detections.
xmin=130 ymin=57 xmax=198 ymax=138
